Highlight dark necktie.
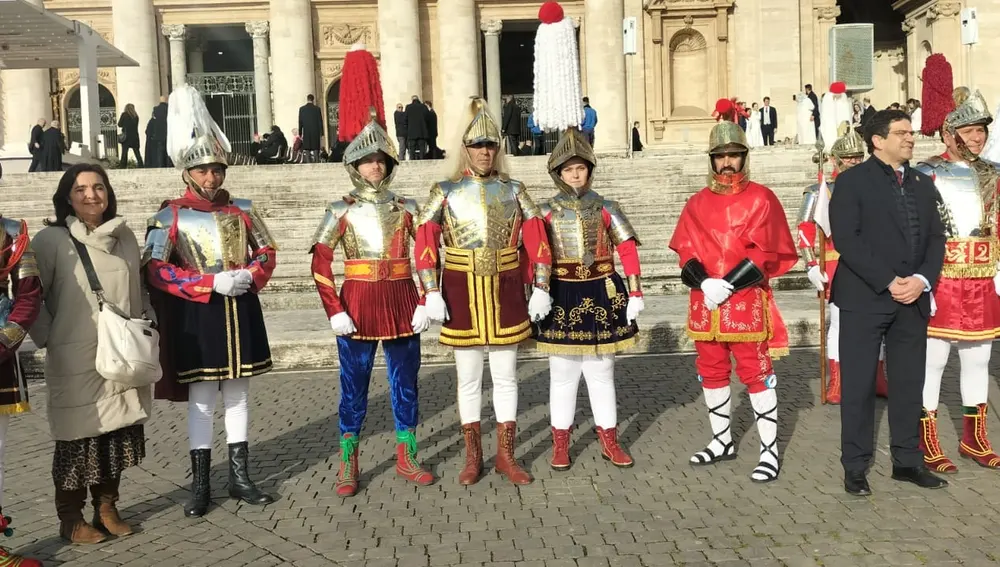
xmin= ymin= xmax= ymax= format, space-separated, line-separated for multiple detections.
xmin=895 ymin=170 xmax=904 ymax=189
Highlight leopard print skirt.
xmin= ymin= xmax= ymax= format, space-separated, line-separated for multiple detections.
xmin=52 ymin=424 xmax=146 ymax=491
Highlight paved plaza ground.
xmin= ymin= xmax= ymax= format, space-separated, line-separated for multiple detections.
xmin=4 ymin=348 xmax=1000 ymax=566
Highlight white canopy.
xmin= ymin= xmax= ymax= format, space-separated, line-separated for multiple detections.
xmin=0 ymin=0 xmax=137 ymax=70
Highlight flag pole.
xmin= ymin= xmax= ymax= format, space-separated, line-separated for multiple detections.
xmin=813 ymin=135 xmax=828 ymax=405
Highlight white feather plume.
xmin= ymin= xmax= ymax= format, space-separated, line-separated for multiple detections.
xmin=167 ymin=85 xmax=232 ymax=169
xmin=533 ymin=17 xmax=584 ymax=132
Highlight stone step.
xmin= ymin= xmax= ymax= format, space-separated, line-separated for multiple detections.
xmin=16 ymin=288 xmax=825 ymax=376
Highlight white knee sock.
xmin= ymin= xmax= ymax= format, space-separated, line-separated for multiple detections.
xmin=582 ymin=355 xmax=617 ymax=429
xmin=188 ymin=381 xmax=219 ymax=451
xmin=749 ymin=388 xmax=779 ymax=481
xmin=222 ymin=378 xmax=250 ymax=444
xmin=690 ymin=386 xmax=733 ymax=463
xmin=958 ymin=340 xmax=992 ymax=407
xmin=549 ymin=355 xmax=584 ymax=429
xmin=924 ymin=338 xmax=952 ymax=411
xmin=455 ymin=347 xmax=485 ymax=425
xmin=827 ymin=302 xmax=840 ymax=361
xmin=489 ymin=346 xmax=519 ymax=423
xmin=0 ymin=414 xmax=9 ymax=506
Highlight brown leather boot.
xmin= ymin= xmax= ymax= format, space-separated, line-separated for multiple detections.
xmin=458 ymin=422 xmax=483 ymax=485
xmin=56 ymin=488 xmax=106 ymax=544
xmin=495 ymin=421 xmax=532 ymax=485
xmin=91 ymin=479 xmax=133 ymax=536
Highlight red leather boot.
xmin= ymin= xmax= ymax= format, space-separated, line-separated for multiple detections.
xmin=550 ymin=427 xmax=571 ymax=471
xmin=395 ymin=430 xmax=435 ymax=485
xmin=919 ymin=409 xmax=957 ymax=473
xmin=495 ymin=422 xmax=532 ymax=485
xmin=335 ymin=434 xmax=360 ymax=497
xmin=959 ymin=403 xmax=1000 ymax=469
xmin=596 ymin=426 xmax=634 ymax=468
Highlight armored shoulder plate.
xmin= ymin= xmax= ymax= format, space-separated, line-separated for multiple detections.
xmin=142 ymin=207 xmax=177 ymax=265
xmin=513 ymin=180 xmax=542 ymax=221
xmin=312 ymin=199 xmax=352 ymax=248
xmin=232 ymin=198 xmax=279 ymax=251
xmin=400 ymin=197 xmax=420 ymax=219
xmin=416 ymin=182 xmax=448 ymax=226
xmin=538 ymin=200 xmax=554 ymax=219
xmin=603 ymin=199 xmax=639 ymax=246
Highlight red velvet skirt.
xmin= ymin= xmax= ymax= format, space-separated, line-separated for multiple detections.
xmin=341 ymin=279 xmax=420 ymax=340
xmin=440 ymin=268 xmax=532 ymax=347
xmin=928 ymin=276 xmax=1000 ymax=341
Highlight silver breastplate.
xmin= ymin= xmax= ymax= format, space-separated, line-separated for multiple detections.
xmin=341 ymin=199 xmax=410 ymax=260
xmin=918 ymin=159 xmax=985 ymax=237
xmin=546 ymin=193 xmax=610 ymax=263
xmin=174 ymin=208 xmax=250 ymax=274
xmin=441 ymin=177 xmax=522 ymax=250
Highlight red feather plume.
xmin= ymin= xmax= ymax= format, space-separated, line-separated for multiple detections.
xmin=338 ymin=47 xmax=386 ymax=142
xmin=920 ymin=53 xmax=954 ymax=136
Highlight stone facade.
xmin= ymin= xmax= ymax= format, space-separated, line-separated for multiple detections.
xmin=0 ymin=0 xmax=991 ymax=160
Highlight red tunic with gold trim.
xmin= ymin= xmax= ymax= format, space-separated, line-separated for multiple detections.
xmin=914 ymin=154 xmax=1000 ymax=341
xmin=310 ymin=190 xmax=421 ymax=341
xmin=670 ymin=181 xmax=798 ymax=357
xmin=0 ymin=217 xmax=41 ymax=415
xmin=415 ymin=171 xmax=552 ymax=347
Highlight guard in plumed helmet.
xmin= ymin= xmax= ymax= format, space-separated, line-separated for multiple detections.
xmin=531 ymin=0 xmax=642 ymax=472
xmin=914 ymin=53 xmax=1000 ymax=473
xmin=143 ymin=85 xmax=277 ymax=517
xmin=415 ymin=97 xmax=554 ymax=487
xmin=797 ymin=123 xmax=888 ymax=403
xmin=669 ymin=110 xmax=798 ymax=483
xmin=0 ymin=214 xmax=42 ymax=567
xmin=309 ymin=44 xmax=433 ymax=498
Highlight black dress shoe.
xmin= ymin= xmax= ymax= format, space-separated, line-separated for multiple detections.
xmin=844 ymin=471 xmax=871 ymax=496
xmin=891 ymin=466 xmax=948 ymax=489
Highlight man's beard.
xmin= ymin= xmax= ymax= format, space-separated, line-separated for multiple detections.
xmin=720 ymin=167 xmax=736 ymax=175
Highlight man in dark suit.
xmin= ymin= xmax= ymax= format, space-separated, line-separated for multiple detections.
xmin=760 ymin=97 xmax=777 ymax=146
xmin=859 ymin=97 xmax=876 ymax=133
xmin=27 ymin=118 xmax=46 ymax=172
xmin=404 ymin=95 xmax=428 ymax=160
xmin=393 ymin=103 xmax=408 ymax=160
xmin=425 ymin=100 xmax=438 ymax=159
xmin=830 ymin=109 xmax=948 ymax=496
xmin=298 ymin=94 xmax=325 ymax=163
xmin=501 ymin=95 xmax=522 ymax=155
xmin=805 ymin=84 xmax=821 ymax=137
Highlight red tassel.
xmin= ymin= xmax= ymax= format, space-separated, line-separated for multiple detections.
xmin=338 ymin=48 xmax=386 ymax=142
xmin=920 ymin=53 xmax=954 ymax=136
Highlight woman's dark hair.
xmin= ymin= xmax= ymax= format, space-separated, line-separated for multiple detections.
xmin=863 ymin=109 xmax=911 ymax=154
xmin=124 ymin=103 xmax=138 ymax=118
xmin=46 ymin=163 xmax=118 ymax=228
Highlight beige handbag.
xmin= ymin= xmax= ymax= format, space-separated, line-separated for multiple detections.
xmin=70 ymin=235 xmax=162 ymax=387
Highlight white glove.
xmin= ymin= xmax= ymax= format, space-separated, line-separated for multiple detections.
xmin=626 ymin=296 xmax=645 ymax=325
xmin=410 ymin=305 xmax=430 ymax=334
xmin=994 ymin=261 xmax=1000 ymax=296
xmin=528 ymin=287 xmax=553 ymax=322
xmin=424 ymin=291 xmax=449 ymax=322
xmin=807 ymin=265 xmax=829 ymax=293
xmin=930 ymin=292 xmax=937 ymax=317
xmin=329 ymin=312 xmax=357 ymax=336
xmin=700 ymin=278 xmax=734 ymax=308
xmin=212 ymin=271 xmax=252 ymax=297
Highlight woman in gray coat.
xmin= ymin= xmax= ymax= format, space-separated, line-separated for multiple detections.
xmin=30 ymin=164 xmax=153 ymax=544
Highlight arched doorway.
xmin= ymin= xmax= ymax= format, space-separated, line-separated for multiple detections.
xmin=326 ymin=80 xmax=341 ymax=159
xmin=669 ymin=30 xmax=708 ymax=116
xmin=66 ymin=84 xmax=118 ymax=156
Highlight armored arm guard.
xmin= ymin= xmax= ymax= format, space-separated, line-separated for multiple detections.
xmin=604 ymin=200 xmax=641 ymax=246
xmin=416 ymin=183 xmax=446 ymax=227
xmin=233 ymin=198 xmax=279 ymax=252
xmin=604 ymin=200 xmax=642 ymax=294
xmin=723 ymin=259 xmax=765 ymax=291
xmin=311 ymin=200 xmax=350 ymax=250
xmin=415 ymin=184 xmax=447 ymax=294
xmin=514 ymin=183 xmax=552 ymax=291
xmin=142 ymin=207 xmax=176 ymax=266
xmin=402 ymin=198 xmax=421 ymax=239
xmin=796 ymin=185 xmax=820 ymax=266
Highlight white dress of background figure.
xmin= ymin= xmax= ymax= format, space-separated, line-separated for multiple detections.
xmin=820 ymin=91 xmax=853 ymax=152
xmin=746 ymin=104 xmax=764 ymax=148
xmin=910 ymin=106 xmax=923 ymax=135
xmin=980 ymin=103 xmax=1000 ymax=163
xmin=796 ymin=94 xmax=816 ymax=145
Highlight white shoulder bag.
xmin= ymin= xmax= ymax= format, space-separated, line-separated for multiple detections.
xmin=70 ymin=235 xmax=162 ymax=387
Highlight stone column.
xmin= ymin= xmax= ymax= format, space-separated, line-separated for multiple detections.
xmin=902 ymin=18 xmax=918 ymax=102
xmin=482 ymin=20 xmax=503 ymax=124
xmin=813 ymin=3 xmax=840 ymax=91
xmin=928 ymin=2 xmax=964 ymax=83
xmin=0 ymin=0 xmax=49 ymax=159
xmin=437 ymin=0 xmax=481 ymax=145
xmin=162 ymin=24 xmax=188 ymax=90
xmin=246 ymin=22 xmax=274 ymax=132
xmin=584 ymin=0 xmax=627 ymax=153
xmin=378 ymin=0 xmax=422 ymax=141
xmin=112 ymin=0 xmax=161 ymax=152
xmin=270 ymin=0 xmax=315 ymax=135
xmin=76 ymin=30 xmax=101 ymax=158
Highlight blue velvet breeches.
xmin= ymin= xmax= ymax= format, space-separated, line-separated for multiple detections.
xmin=336 ymin=335 xmax=420 ymax=435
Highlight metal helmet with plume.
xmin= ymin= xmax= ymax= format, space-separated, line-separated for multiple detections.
xmin=167 ymin=84 xmax=232 ymax=171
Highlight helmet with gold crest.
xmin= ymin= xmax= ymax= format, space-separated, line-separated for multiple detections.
xmin=533 ymin=0 xmax=594 ymax=196
xmin=337 ymin=43 xmax=399 ymax=191
xmin=707 ymin=103 xmax=750 ymax=194
xmin=829 ymin=121 xmax=865 ymax=173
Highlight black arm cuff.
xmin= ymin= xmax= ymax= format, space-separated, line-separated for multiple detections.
xmin=681 ymin=259 xmax=709 ymax=289
xmin=723 ymin=259 xmax=765 ymax=291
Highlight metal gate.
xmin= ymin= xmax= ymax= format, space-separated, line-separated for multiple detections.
xmin=187 ymin=72 xmax=257 ymax=158
xmin=67 ymin=108 xmax=120 ymax=159
xmin=512 ymin=94 xmax=559 ymax=154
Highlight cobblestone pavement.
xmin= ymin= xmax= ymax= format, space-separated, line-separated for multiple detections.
xmin=5 ymin=348 xmax=1000 ymax=566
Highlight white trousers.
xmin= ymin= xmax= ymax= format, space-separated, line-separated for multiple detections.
xmin=828 ymin=303 xmax=885 ymax=362
xmin=548 ymin=354 xmax=617 ymax=429
xmin=924 ymin=337 xmax=992 ymax=411
xmin=188 ymin=378 xmax=251 ymax=451
xmin=455 ymin=346 xmax=519 ymax=425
